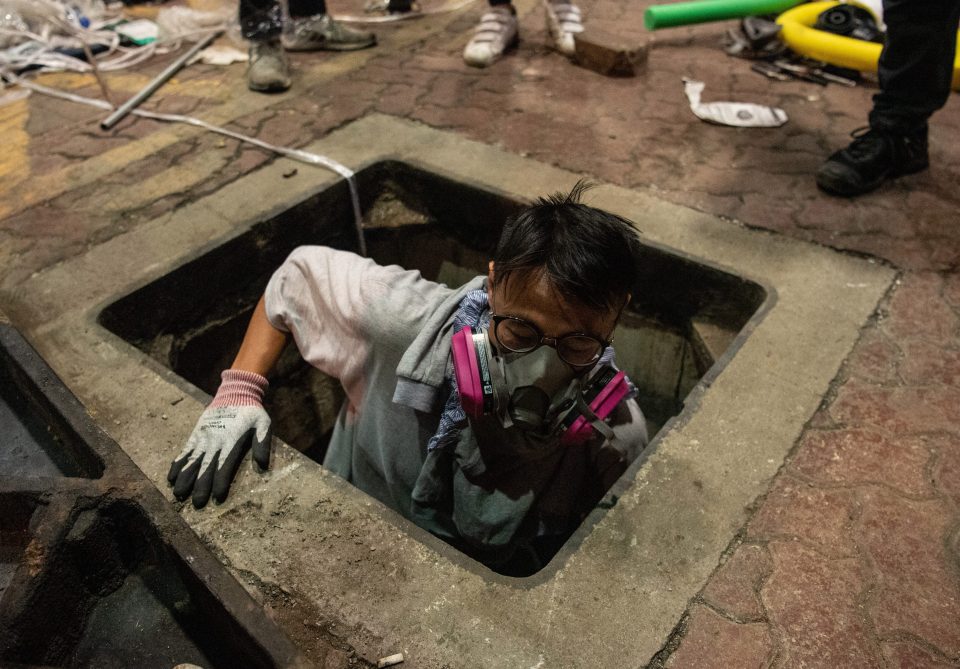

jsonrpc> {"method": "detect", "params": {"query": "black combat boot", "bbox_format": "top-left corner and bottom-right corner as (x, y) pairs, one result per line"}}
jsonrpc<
(816, 126), (929, 197)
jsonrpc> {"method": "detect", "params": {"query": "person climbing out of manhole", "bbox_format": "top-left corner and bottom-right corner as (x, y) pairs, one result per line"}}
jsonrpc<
(241, 0), (376, 93)
(463, 0), (584, 68)
(168, 181), (648, 574)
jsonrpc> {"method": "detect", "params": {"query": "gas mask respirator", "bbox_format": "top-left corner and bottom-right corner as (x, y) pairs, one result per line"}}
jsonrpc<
(451, 326), (630, 446)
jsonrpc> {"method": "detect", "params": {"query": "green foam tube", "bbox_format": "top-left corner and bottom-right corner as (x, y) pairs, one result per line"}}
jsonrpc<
(644, 0), (803, 30)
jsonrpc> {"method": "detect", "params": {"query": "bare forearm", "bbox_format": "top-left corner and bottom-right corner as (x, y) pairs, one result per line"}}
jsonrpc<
(230, 296), (289, 376)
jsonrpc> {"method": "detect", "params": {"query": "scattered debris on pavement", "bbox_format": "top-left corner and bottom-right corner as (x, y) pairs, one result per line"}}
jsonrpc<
(647, 0), (902, 91)
(683, 77), (788, 127)
(190, 44), (248, 66)
(0, 0), (232, 75)
(377, 652), (405, 668)
(724, 13), (864, 88)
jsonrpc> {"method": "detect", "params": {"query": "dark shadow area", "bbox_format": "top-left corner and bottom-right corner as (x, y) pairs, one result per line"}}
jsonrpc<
(0, 335), (104, 479)
(0, 493), (38, 602)
(0, 500), (275, 669)
(98, 160), (766, 575)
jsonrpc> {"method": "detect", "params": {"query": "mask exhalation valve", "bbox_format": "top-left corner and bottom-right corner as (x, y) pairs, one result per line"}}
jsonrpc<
(509, 385), (551, 431)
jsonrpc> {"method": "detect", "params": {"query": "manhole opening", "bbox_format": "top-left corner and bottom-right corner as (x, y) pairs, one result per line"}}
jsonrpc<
(0, 337), (105, 480)
(0, 500), (276, 668)
(99, 161), (766, 575)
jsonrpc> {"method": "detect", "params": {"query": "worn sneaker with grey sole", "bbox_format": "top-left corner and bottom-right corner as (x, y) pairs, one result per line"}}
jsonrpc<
(463, 6), (519, 68)
(247, 40), (291, 93)
(283, 14), (376, 51)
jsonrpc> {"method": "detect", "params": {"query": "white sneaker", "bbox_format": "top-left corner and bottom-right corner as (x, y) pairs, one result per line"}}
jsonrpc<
(463, 6), (519, 68)
(544, 0), (583, 56)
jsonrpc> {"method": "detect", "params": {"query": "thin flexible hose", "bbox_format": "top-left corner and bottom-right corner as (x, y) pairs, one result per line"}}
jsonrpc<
(2, 73), (367, 256)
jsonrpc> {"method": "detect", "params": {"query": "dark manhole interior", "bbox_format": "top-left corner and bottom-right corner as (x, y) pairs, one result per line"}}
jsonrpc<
(2, 499), (276, 669)
(0, 342), (104, 480)
(99, 161), (767, 575)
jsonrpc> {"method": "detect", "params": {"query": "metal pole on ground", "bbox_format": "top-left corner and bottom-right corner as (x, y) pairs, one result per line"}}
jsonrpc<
(100, 30), (221, 131)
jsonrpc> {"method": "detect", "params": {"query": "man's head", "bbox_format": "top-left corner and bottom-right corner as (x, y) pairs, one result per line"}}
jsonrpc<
(487, 181), (642, 368)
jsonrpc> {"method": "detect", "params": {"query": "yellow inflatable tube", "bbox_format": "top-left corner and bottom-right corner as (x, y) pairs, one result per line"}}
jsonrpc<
(776, 1), (960, 90)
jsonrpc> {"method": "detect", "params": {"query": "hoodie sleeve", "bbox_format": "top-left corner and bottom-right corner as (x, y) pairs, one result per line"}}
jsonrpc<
(263, 246), (407, 403)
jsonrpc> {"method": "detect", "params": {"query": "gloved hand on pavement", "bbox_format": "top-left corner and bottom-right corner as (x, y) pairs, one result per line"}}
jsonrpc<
(167, 369), (272, 508)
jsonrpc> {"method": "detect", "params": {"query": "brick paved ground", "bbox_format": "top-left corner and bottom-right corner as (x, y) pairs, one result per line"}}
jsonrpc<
(660, 272), (960, 667)
(1, 0), (959, 665)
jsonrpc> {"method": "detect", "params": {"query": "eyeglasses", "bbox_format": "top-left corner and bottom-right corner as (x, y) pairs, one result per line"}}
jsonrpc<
(491, 314), (610, 367)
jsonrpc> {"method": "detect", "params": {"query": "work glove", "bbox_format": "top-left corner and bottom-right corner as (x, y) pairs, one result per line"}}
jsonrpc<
(167, 369), (272, 509)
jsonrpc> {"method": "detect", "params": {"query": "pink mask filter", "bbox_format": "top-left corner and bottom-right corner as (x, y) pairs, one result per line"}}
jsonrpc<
(559, 365), (630, 446)
(451, 327), (631, 445)
(451, 326), (496, 417)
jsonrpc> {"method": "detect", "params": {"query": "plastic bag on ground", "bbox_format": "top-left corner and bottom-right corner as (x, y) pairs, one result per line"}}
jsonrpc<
(683, 78), (788, 128)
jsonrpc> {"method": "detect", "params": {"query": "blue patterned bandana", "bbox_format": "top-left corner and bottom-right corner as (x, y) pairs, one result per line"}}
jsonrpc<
(426, 290), (490, 452)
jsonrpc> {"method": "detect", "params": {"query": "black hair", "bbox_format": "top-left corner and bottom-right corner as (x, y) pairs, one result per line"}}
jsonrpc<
(493, 180), (643, 312)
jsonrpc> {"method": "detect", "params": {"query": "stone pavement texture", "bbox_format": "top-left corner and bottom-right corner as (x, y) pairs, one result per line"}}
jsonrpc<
(664, 273), (960, 668)
(1, 0), (959, 666)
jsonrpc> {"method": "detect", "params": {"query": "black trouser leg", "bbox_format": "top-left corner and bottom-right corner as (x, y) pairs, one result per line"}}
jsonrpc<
(240, 0), (283, 40)
(869, 0), (960, 134)
(240, 0), (328, 40)
(288, 0), (328, 17)
(386, 0), (504, 10)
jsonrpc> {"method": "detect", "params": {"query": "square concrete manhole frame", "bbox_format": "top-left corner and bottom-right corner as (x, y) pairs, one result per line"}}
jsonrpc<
(3, 114), (895, 668)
